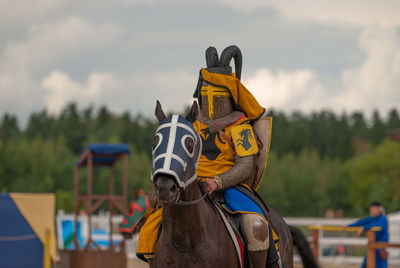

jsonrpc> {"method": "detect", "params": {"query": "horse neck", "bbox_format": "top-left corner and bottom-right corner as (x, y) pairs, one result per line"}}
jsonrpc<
(162, 181), (209, 239)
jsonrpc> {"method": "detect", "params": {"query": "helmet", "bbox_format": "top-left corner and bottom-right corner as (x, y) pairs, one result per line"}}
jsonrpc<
(194, 45), (264, 121)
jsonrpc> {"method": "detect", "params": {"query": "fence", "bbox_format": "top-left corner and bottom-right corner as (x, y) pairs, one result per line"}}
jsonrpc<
(56, 211), (137, 259)
(56, 211), (400, 264)
(286, 214), (400, 266)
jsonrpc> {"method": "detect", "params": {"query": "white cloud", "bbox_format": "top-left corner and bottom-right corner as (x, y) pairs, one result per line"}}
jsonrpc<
(0, 0), (67, 28)
(244, 68), (325, 112)
(1, 0), (399, 125)
(42, 70), (123, 114)
(40, 69), (197, 116)
(0, 0), (152, 30)
(214, 0), (400, 27)
(0, 16), (124, 124)
(2, 17), (124, 71)
(243, 25), (400, 115)
(339, 26), (400, 112)
(128, 70), (197, 109)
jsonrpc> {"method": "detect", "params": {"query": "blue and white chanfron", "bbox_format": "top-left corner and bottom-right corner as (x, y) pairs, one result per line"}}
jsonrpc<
(152, 115), (202, 189)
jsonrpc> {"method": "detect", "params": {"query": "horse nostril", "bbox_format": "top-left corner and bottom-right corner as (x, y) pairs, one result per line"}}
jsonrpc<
(154, 176), (177, 196)
(170, 184), (177, 193)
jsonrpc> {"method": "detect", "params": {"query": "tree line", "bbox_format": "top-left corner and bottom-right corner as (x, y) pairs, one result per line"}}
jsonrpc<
(0, 103), (399, 217)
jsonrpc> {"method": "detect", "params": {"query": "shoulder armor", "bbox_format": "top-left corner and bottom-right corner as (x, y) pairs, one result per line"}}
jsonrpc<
(231, 124), (258, 156)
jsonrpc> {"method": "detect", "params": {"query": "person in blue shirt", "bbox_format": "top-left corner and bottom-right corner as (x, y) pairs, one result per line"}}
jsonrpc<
(348, 201), (389, 268)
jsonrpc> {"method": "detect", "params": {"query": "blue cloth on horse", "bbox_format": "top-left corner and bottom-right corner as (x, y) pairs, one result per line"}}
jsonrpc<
(222, 188), (266, 219)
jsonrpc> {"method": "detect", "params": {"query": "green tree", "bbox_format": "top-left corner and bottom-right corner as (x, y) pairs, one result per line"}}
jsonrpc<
(0, 114), (20, 140)
(370, 110), (386, 145)
(387, 108), (400, 129)
(57, 103), (87, 154)
(347, 140), (400, 216)
(259, 150), (348, 217)
(25, 110), (56, 140)
(351, 112), (369, 139)
(334, 113), (354, 159)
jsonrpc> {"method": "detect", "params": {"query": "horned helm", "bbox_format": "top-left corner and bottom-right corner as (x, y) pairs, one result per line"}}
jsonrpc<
(196, 45), (243, 120)
(194, 45), (265, 122)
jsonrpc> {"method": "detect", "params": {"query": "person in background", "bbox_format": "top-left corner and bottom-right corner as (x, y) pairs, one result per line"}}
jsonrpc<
(119, 189), (149, 237)
(348, 201), (389, 268)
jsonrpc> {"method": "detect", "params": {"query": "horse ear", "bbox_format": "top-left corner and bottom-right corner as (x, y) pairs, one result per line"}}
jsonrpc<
(185, 101), (198, 123)
(155, 100), (166, 122)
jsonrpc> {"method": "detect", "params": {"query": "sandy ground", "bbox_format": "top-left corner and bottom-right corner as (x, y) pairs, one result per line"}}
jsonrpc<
(128, 259), (149, 268)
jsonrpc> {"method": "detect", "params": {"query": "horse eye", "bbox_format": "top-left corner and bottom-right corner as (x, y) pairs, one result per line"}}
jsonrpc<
(153, 135), (160, 151)
(184, 137), (194, 154)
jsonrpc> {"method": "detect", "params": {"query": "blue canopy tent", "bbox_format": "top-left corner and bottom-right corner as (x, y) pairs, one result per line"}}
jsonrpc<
(75, 143), (130, 167)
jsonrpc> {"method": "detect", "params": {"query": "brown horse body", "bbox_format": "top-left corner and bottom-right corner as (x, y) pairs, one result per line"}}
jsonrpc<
(153, 177), (239, 268)
(153, 176), (294, 268)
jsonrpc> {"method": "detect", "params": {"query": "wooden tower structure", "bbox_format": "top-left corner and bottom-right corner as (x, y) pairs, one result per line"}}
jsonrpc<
(72, 143), (130, 267)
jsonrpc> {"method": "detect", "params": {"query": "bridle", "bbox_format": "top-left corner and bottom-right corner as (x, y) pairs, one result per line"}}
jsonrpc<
(174, 188), (207, 206)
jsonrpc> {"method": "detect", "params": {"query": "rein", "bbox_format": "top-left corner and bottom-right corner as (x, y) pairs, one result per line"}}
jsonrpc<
(174, 188), (207, 206)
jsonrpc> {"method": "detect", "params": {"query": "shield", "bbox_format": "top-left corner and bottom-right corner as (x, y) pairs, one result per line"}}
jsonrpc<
(247, 117), (272, 191)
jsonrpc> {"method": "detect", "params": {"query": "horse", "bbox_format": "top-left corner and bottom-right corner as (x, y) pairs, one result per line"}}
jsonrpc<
(148, 100), (313, 268)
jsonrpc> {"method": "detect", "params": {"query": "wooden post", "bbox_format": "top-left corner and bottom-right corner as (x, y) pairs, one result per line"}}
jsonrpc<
(86, 151), (93, 250)
(44, 228), (51, 268)
(109, 166), (115, 250)
(312, 228), (319, 262)
(87, 151), (93, 198)
(120, 153), (128, 252)
(366, 230), (376, 268)
(74, 166), (80, 203)
(122, 154), (128, 210)
(74, 166), (80, 249)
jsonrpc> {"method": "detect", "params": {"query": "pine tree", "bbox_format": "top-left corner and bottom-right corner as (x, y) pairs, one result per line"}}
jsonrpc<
(370, 110), (386, 145)
(0, 114), (20, 140)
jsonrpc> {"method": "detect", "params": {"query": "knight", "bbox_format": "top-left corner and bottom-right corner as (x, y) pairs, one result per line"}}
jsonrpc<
(192, 45), (278, 268)
(136, 45), (279, 268)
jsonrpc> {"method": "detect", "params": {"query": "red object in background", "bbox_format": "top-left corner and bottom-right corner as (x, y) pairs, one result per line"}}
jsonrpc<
(337, 245), (345, 255)
(389, 129), (400, 142)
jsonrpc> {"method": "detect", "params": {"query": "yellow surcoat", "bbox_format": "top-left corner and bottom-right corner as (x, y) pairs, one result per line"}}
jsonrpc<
(194, 116), (258, 178)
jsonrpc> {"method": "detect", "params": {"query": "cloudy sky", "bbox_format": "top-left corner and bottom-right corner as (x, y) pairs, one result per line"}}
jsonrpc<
(1, 0), (399, 125)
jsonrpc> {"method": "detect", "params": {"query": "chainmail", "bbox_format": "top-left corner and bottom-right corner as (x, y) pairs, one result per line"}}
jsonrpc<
(198, 111), (244, 133)
(198, 94), (255, 191)
(218, 154), (254, 190)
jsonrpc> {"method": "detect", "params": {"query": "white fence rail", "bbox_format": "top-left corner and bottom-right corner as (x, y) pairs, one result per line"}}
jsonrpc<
(56, 211), (400, 264)
(285, 213), (400, 266)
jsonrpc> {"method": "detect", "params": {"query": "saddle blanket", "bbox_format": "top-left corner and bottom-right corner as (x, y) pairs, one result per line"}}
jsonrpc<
(222, 186), (267, 222)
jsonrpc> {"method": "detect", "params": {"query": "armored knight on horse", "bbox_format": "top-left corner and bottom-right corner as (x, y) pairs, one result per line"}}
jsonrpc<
(135, 46), (294, 268)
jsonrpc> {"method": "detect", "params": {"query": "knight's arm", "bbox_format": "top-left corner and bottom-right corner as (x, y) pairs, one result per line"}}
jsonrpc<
(217, 154), (254, 190)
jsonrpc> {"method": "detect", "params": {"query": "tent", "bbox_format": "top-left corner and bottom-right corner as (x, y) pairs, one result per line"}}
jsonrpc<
(0, 193), (56, 268)
(75, 143), (130, 167)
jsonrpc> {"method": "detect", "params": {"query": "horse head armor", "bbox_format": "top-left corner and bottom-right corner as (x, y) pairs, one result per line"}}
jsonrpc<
(151, 101), (202, 190)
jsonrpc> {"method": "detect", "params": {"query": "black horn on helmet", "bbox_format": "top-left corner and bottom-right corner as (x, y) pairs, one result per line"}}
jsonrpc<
(205, 47), (232, 75)
(205, 46), (219, 68)
(194, 45), (243, 100)
(220, 45), (242, 80)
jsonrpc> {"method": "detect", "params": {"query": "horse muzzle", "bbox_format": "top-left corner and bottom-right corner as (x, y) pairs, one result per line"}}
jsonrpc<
(154, 175), (178, 206)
